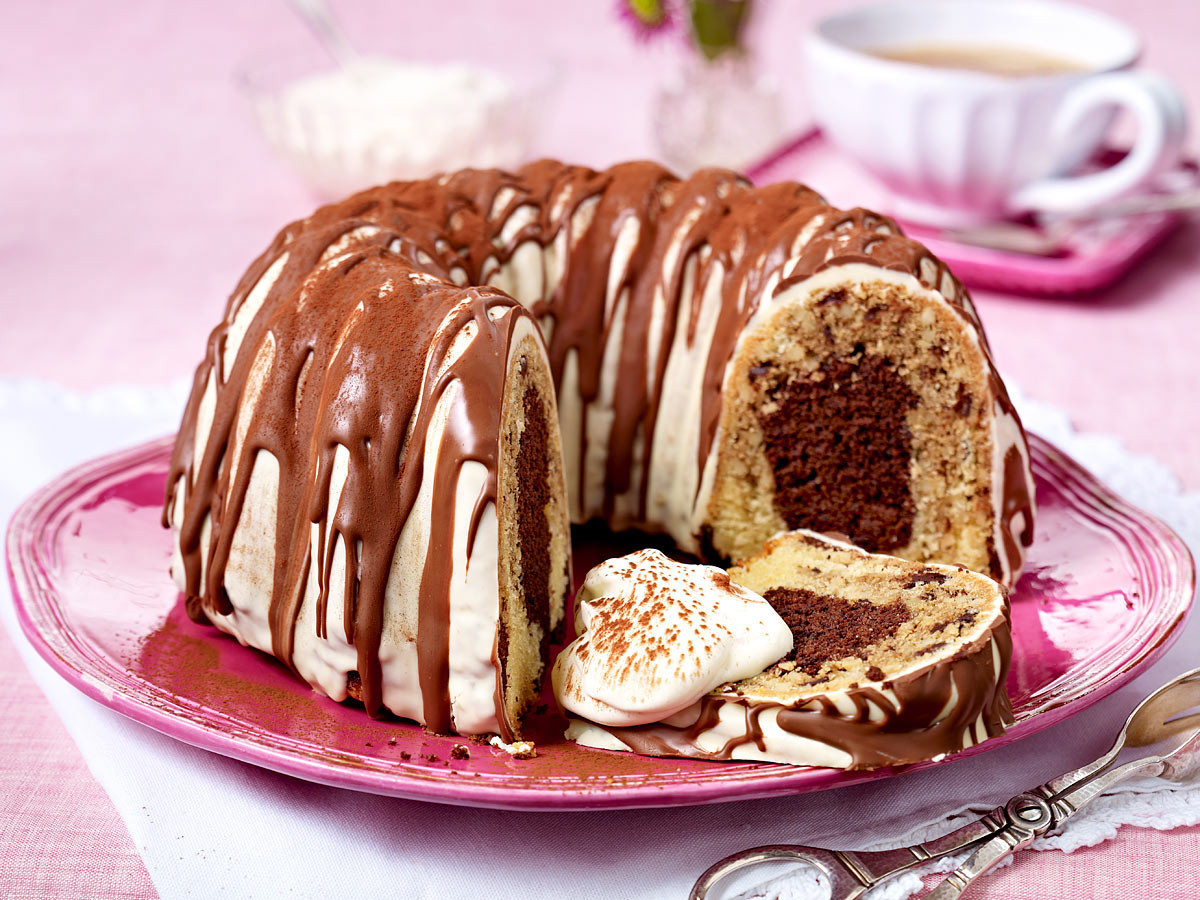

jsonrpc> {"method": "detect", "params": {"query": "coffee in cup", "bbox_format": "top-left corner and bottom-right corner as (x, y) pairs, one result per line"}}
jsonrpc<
(803, 0), (1188, 225)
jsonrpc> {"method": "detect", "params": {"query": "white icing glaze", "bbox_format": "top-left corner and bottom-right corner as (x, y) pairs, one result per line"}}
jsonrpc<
(551, 550), (792, 727)
(645, 256), (727, 551)
(169, 265), (555, 735)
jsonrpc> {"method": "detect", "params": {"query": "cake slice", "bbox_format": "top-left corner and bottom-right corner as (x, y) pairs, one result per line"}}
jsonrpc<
(564, 531), (1012, 769)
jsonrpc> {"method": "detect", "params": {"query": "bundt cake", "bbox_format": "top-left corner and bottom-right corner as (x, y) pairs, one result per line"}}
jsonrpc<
(164, 159), (1034, 740)
(560, 531), (1013, 768)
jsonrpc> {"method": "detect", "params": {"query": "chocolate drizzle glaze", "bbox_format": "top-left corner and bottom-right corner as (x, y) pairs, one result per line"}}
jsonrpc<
(165, 221), (526, 735)
(165, 159), (1034, 735)
(340, 164), (1026, 554)
(587, 605), (1014, 770)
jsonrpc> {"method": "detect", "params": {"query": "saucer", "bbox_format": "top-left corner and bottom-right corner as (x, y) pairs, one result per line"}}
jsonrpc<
(747, 129), (1196, 297)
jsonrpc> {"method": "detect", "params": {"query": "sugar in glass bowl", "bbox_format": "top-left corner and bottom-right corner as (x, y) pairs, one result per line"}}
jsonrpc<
(239, 43), (556, 198)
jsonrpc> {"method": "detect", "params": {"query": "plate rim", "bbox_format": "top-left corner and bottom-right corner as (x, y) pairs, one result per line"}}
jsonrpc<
(6, 434), (1195, 811)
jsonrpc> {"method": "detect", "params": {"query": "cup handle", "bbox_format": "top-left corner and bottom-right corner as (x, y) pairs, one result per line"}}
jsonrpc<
(1009, 71), (1188, 216)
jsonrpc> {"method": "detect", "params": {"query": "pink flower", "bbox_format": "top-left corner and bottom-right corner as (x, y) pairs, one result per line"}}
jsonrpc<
(616, 0), (677, 42)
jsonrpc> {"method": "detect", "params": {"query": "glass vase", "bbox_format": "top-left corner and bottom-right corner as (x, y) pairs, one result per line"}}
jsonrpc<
(652, 51), (783, 174)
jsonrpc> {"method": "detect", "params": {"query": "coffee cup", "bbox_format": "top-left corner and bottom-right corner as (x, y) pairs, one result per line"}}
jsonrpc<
(803, 0), (1188, 225)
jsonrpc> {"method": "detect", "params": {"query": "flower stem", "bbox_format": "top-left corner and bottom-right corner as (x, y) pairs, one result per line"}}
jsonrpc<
(689, 0), (750, 61)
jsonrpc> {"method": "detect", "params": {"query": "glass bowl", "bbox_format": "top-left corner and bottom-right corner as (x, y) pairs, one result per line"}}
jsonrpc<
(238, 42), (558, 199)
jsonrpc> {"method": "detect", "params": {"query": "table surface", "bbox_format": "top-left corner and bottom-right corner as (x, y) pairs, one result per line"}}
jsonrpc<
(3, 1), (1199, 897)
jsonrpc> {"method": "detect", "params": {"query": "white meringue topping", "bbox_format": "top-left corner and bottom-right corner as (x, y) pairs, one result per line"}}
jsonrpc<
(551, 549), (793, 727)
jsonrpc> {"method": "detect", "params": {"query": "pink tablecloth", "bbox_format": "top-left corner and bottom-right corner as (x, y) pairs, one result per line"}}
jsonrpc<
(3, 1), (1199, 896)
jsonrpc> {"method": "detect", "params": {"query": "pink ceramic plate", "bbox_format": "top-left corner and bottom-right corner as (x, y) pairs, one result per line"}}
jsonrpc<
(6, 436), (1194, 811)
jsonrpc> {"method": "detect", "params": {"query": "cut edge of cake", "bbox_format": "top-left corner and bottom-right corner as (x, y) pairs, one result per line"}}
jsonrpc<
(495, 325), (573, 739)
(703, 258), (1034, 588)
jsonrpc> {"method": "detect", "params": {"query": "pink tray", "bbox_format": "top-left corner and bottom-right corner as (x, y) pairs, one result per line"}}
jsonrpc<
(6, 436), (1194, 811)
(746, 129), (1195, 297)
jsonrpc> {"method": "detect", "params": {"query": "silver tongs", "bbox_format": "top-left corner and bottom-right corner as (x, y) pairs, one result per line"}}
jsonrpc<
(691, 668), (1200, 900)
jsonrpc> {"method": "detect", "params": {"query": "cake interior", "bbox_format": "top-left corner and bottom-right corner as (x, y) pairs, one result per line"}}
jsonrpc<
(727, 532), (1006, 700)
(708, 273), (997, 576)
(496, 333), (571, 738)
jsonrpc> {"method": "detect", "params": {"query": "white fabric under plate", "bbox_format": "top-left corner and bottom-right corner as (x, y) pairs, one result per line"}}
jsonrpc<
(1, 376), (1198, 900)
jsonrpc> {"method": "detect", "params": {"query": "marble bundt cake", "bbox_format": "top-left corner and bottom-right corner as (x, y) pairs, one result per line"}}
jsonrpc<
(561, 531), (1013, 769)
(164, 159), (1034, 739)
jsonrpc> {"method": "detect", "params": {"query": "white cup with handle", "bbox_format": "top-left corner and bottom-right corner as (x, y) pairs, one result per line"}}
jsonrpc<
(803, 0), (1188, 225)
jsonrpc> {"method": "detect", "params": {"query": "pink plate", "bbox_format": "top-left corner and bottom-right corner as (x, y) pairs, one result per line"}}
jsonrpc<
(6, 436), (1194, 811)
